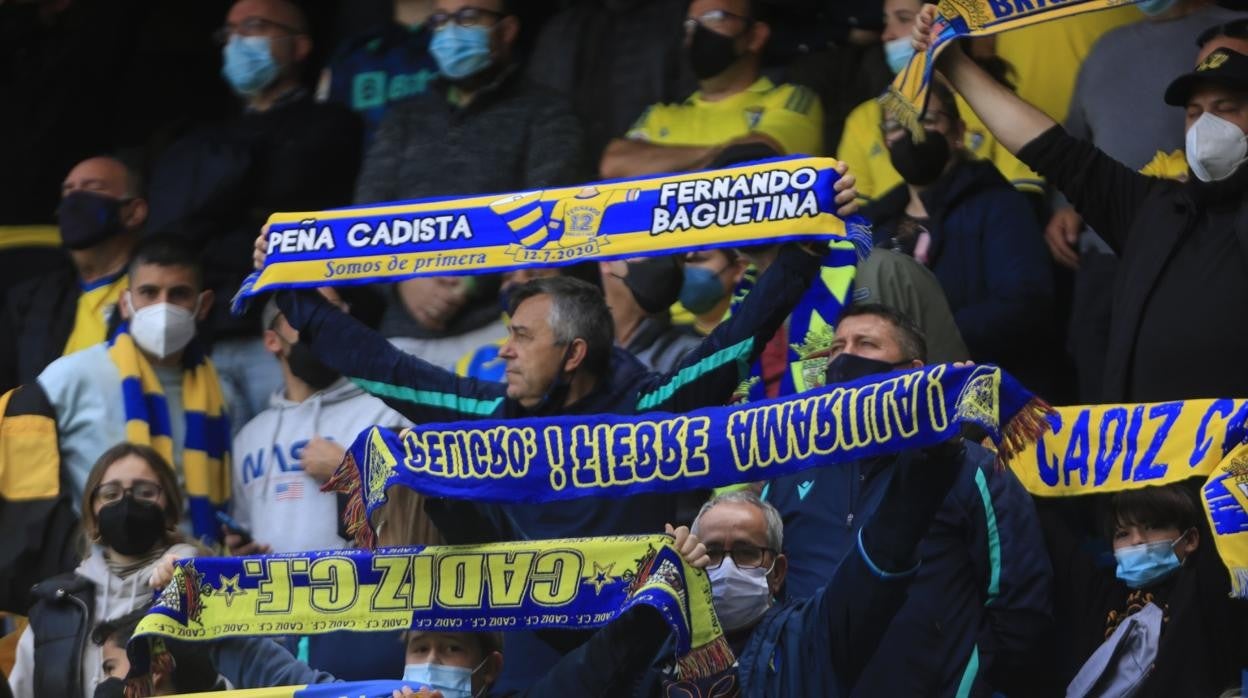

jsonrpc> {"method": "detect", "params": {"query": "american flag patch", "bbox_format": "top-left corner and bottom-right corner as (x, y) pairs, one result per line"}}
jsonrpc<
(275, 480), (304, 501)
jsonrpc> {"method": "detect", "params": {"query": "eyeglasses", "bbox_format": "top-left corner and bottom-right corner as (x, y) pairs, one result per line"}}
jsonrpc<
(704, 544), (775, 570)
(1197, 19), (1248, 47)
(428, 7), (506, 31)
(882, 111), (951, 137)
(683, 9), (753, 35)
(94, 479), (163, 505)
(213, 16), (302, 44)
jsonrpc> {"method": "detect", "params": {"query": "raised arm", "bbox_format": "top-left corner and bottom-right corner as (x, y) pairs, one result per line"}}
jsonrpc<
(517, 525), (708, 695)
(634, 164), (859, 413)
(913, 6), (1053, 155)
(963, 456), (1053, 693)
(253, 232), (508, 424)
(632, 242), (822, 413)
(818, 442), (963, 689)
(912, 4), (1157, 252)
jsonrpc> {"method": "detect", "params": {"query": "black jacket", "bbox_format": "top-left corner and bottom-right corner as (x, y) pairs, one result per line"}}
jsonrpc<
(1034, 499), (1248, 697)
(1017, 126), (1248, 402)
(864, 159), (1055, 395)
(26, 573), (94, 698)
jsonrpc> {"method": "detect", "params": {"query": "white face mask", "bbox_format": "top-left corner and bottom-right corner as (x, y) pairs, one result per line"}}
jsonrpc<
(1185, 112), (1248, 182)
(126, 292), (199, 359)
(402, 659), (485, 698)
(708, 557), (772, 632)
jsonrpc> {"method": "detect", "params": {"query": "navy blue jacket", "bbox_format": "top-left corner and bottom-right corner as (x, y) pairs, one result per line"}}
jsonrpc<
(276, 244), (823, 689)
(864, 160), (1055, 393)
(765, 442), (1053, 697)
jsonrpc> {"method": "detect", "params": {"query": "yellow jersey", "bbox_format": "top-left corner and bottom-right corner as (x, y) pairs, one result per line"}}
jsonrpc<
(628, 77), (824, 156)
(995, 5), (1140, 123)
(63, 271), (128, 356)
(1140, 149), (1187, 181)
(837, 96), (1043, 203)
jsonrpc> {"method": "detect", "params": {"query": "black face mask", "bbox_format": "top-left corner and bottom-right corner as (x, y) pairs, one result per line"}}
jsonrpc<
(94, 677), (127, 698)
(888, 131), (951, 186)
(825, 353), (911, 385)
(97, 496), (167, 556)
(57, 190), (128, 250)
(285, 341), (340, 391)
(686, 23), (742, 80)
(618, 257), (683, 314)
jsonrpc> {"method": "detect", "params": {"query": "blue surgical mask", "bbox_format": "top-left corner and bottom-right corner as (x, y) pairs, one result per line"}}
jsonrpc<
(1136, 0), (1178, 16)
(679, 265), (728, 315)
(221, 35), (280, 96)
(429, 24), (493, 80)
(403, 660), (482, 698)
(884, 36), (915, 76)
(1114, 532), (1189, 588)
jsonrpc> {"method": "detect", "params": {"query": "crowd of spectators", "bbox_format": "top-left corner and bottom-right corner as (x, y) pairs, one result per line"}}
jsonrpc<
(3, 0), (1248, 695)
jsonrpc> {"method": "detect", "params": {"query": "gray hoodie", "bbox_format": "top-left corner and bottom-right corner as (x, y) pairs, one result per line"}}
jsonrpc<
(231, 377), (409, 553)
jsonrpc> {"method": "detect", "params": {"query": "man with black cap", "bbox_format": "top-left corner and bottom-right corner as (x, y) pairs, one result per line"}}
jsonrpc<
(601, 256), (701, 373)
(0, 157), (147, 393)
(913, 5), (1248, 402)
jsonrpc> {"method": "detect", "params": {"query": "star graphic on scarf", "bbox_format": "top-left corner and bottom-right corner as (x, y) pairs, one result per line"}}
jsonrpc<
(218, 574), (245, 608)
(585, 562), (619, 595)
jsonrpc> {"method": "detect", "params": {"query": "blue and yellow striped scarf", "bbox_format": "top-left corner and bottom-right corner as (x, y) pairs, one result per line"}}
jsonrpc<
(107, 325), (231, 541)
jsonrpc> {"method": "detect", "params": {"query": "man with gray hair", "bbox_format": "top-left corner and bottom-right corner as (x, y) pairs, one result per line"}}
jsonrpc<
(629, 439), (966, 695)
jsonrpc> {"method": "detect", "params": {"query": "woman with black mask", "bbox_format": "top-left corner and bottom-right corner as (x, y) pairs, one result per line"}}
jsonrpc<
(8, 443), (202, 698)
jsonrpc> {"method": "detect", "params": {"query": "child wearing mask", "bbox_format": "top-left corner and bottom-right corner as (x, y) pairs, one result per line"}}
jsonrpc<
(8, 443), (202, 698)
(1038, 484), (1248, 696)
(90, 605), (223, 697)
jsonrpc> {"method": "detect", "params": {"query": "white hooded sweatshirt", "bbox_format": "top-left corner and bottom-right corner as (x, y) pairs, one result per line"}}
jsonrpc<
(8, 542), (199, 698)
(231, 377), (409, 553)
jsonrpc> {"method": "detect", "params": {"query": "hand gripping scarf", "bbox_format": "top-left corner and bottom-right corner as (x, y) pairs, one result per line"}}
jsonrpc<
(1006, 399), (1248, 597)
(127, 535), (728, 693)
(328, 364), (1052, 548)
(232, 156), (871, 312)
(880, 0), (1147, 137)
(109, 326), (231, 541)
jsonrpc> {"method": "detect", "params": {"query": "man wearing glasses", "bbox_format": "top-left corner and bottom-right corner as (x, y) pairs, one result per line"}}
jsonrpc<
(599, 0), (824, 178)
(352, 0), (581, 207)
(629, 439), (968, 695)
(145, 0), (363, 427)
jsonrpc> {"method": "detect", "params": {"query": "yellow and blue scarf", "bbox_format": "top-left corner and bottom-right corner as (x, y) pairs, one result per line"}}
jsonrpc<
(1006, 400), (1248, 597)
(108, 325), (231, 541)
(129, 536), (729, 689)
(331, 364), (1050, 548)
(233, 156), (871, 312)
(881, 0), (1147, 136)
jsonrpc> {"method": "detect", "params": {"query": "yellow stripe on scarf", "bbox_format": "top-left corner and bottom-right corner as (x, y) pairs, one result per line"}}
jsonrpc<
(881, 0), (1143, 137)
(108, 329), (231, 539)
(1006, 400), (1248, 597)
